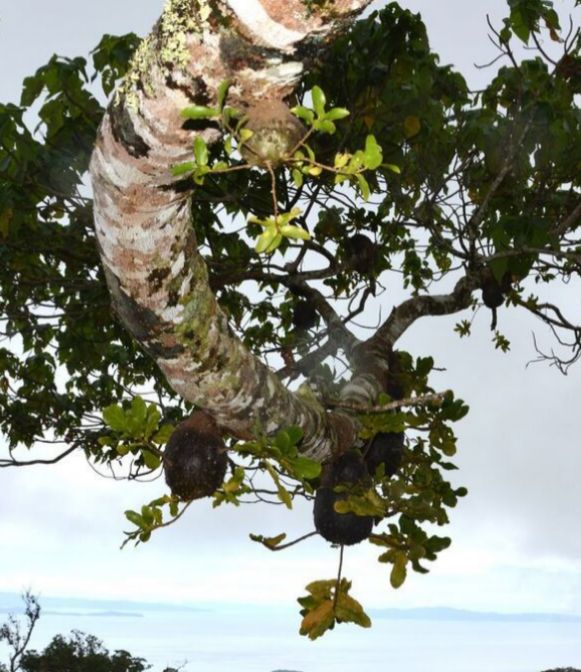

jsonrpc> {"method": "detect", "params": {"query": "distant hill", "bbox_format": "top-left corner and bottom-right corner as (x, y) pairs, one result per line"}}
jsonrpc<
(0, 592), (208, 616)
(1, 592), (580, 623)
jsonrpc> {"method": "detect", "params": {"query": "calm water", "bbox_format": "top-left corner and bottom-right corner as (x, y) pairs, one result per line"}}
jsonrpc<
(3, 607), (580, 672)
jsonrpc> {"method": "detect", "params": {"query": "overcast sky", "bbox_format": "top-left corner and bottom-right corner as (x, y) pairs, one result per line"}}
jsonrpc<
(0, 0), (580, 617)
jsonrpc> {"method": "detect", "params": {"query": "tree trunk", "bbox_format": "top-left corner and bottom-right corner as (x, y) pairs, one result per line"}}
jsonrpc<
(89, 0), (375, 460)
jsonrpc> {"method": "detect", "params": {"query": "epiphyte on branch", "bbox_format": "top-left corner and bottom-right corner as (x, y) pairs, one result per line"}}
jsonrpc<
(364, 432), (405, 478)
(344, 233), (378, 293)
(163, 411), (227, 501)
(314, 450), (373, 546)
(292, 300), (318, 331)
(240, 100), (306, 168)
(480, 268), (513, 329)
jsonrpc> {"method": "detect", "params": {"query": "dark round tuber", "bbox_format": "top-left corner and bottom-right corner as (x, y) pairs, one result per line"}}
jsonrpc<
(480, 267), (513, 310)
(481, 276), (504, 309)
(364, 432), (405, 478)
(344, 233), (377, 275)
(292, 300), (318, 331)
(313, 451), (373, 546)
(164, 411), (227, 501)
(240, 100), (305, 168)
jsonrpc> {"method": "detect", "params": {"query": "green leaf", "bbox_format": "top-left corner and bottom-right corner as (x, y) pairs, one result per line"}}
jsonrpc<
(280, 224), (310, 241)
(314, 119), (336, 134)
(181, 105), (220, 120)
(291, 106), (315, 125)
(290, 456), (321, 480)
(216, 79), (231, 110)
(363, 134), (383, 170)
(171, 161), (195, 177)
(130, 396), (147, 425)
(143, 405), (161, 438)
(356, 174), (370, 201)
(383, 163), (401, 174)
(142, 449), (161, 470)
(255, 228), (282, 254)
(286, 426), (303, 446)
(274, 429), (292, 452)
(124, 510), (145, 528)
(264, 461), (292, 509)
(193, 137), (208, 167)
(116, 443), (131, 456)
(292, 169), (304, 188)
(152, 424), (174, 444)
(324, 107), (350, 121)
(103, 405), (127, 432)
(311, 85), (326, 117)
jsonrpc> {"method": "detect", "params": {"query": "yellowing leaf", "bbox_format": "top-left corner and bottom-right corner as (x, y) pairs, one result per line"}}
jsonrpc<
(249, 532), (287, 549)
(280, 224), (310, 241)
(255, 227), (280, 254)
(404, 115), (421, 138)
(335, 593), (372, 628)
(264, 461), (292, 509)
(390, 552), (408, 588)
(299, 600), (335, 640)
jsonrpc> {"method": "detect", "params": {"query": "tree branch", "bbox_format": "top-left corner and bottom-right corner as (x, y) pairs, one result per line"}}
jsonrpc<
(89, 0), (374, 461)
(367, 273), (480, 350)
(325, 391), (449, 414)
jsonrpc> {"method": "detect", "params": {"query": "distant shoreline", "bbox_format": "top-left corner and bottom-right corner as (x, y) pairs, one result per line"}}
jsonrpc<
(1, 592), (580, 623)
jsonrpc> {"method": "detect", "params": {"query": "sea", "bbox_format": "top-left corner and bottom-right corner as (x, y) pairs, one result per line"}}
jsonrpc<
(1, 600), (580, 672)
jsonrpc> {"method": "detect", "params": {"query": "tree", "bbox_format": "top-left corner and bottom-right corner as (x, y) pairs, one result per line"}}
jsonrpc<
(0, 593), (171, 672)
(0, 592), (40, 672)
(1, 0), (580, 639)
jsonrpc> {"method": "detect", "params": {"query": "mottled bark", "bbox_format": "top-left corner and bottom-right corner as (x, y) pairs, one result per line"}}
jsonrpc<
(368, 275), (481, 351)
(90, 0), (375, 460)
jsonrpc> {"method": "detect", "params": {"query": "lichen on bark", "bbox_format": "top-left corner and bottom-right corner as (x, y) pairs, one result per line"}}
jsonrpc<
(118, 0), (216, 106)
(91, 0), (378, 461)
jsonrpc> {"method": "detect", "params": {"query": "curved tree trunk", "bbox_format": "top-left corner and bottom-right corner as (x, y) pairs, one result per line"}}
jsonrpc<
(90, 0), (375, 460)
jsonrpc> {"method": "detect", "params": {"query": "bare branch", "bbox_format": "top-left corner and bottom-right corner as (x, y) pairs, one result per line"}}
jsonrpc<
(368, 273), (480, 350)
(0, 445), (78, 468)
(324, 391), (450, 414)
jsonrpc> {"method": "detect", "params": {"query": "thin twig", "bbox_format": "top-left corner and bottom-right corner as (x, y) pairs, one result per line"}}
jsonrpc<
(263, 530), (319, 552)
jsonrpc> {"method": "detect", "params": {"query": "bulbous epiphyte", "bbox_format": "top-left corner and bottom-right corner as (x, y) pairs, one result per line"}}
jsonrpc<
(481, 276), (504, 309)
(480, 267), (512, 310)
(163, 411), (227, 501)
(364, 431), (405, 478)
(313, 451), (373, 546)
(240, 100), (305, 167)
(292, 299), (318, 331)
(344, 233), (377, 274)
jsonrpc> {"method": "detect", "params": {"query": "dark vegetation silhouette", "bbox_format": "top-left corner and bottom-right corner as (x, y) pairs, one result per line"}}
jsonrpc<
(0, 594), (181, 672)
